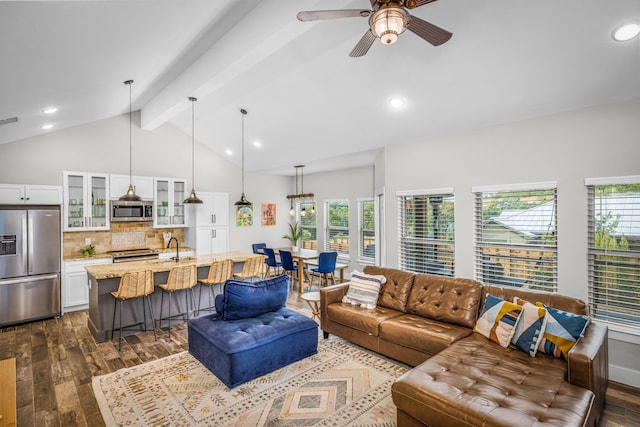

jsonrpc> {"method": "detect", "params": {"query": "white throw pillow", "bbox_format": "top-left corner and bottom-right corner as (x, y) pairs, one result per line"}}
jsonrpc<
(342, 270), (386, 309)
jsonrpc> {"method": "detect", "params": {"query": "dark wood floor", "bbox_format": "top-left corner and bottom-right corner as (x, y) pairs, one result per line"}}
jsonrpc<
(1, 292), (639, 427)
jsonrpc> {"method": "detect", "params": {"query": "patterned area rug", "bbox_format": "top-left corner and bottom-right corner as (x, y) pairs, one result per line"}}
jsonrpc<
(92, 339), (407, 426)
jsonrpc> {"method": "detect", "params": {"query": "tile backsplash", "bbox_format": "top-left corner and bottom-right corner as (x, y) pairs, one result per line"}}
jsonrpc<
(63, 222), (185, 259)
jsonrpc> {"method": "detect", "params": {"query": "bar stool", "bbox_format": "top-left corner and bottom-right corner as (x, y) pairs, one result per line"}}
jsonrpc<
(110, 270), (156, 351)
(233, 255), (265, 281)
(197, 258), (233, 315)
(158, 264), (197, 337)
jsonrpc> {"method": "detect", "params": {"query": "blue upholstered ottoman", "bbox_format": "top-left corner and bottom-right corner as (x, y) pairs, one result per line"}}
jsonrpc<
(188, 275), (318, 388)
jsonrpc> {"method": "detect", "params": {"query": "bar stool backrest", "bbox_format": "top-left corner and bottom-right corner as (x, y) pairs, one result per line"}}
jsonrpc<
(113, 270), (154, 299)
(241, 255), (265, 277)
(206, 259), (233, 283)
(165, 264), (197, 291)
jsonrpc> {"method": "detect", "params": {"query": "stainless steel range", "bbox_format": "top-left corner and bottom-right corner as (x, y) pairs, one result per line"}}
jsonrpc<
(109, 248), (159, 263)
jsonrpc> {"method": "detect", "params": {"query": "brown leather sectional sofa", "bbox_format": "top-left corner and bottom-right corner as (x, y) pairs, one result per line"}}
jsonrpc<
(319, 266), (608, 427)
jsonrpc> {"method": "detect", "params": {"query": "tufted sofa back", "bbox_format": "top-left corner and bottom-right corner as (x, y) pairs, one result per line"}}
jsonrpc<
(363, 265), (415, 312)
(406, 274), (483, 328)
(481, 285), (588, 316)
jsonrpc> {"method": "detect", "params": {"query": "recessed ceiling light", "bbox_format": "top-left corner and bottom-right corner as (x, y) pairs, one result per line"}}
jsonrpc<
(42, 107), (58, 114)
(41, 123), (54, 130)
(389, 97), (405, 108)
(253, 141), (262, 148)
(225, 149), (233, 156)
(613, 23), (640, 42)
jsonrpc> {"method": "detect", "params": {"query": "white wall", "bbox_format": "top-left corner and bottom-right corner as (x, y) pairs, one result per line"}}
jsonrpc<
(0, 112), (293, 252)
(377, 98), (640, 387)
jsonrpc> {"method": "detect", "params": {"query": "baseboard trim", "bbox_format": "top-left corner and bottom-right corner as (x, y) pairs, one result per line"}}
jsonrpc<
(609, 364), (640, 389)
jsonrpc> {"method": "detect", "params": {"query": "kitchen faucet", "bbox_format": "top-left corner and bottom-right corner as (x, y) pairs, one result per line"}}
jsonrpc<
(167, 237), (180, 262)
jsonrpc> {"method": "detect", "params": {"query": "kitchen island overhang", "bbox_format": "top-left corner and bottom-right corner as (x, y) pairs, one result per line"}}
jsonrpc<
(85, 251), (255, 342)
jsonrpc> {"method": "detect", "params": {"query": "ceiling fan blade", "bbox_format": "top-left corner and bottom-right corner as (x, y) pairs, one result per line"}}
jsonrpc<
(406, 14), (452, 46)
(405, 0), (438, 9)
(297, 9), (371, 22)
(349, 30), (376, 57)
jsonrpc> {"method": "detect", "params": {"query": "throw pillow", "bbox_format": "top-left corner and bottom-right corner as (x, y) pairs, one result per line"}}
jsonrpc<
(536, 303), (589, 360)
(220, 275), (289, 320)
(342, 270), (386, 309)
(511, 297), (547, 357)
(474, 294), (522, 348)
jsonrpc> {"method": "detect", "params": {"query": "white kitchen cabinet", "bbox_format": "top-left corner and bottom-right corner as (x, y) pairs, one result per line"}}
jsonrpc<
(0, 184), (62, 205)
(193, 192), (229, 227)
(63, 171), (110, 231)
(153, 177), (188, 228)
(62, 257), (112, 313)
(185, 192), (229, 255)
(109, 174), (154, 200)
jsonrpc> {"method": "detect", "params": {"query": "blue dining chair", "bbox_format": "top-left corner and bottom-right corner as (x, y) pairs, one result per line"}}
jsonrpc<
(263, 247), (282, 278)
(279, 250), (298, 288)
(252, 243), (267, 254)
(309, 251), (338, 290)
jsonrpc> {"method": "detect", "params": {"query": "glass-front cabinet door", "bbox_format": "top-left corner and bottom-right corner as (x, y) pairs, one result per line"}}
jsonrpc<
(63, 171), (109, 231)
(153, 178), (187, 228)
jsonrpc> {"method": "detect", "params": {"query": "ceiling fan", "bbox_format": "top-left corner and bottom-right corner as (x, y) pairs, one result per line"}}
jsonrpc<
(297, 0), (452, 57)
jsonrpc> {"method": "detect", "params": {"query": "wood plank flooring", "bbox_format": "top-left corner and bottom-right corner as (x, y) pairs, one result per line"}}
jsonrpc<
(0, 292), (638, 427)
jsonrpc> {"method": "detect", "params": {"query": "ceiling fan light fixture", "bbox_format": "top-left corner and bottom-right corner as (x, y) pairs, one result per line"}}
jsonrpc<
(372, 7), (408, 45)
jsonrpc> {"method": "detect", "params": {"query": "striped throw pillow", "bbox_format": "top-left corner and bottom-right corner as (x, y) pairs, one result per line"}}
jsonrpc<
(474, 294), (522, 348)
(342, 270), (386, 309)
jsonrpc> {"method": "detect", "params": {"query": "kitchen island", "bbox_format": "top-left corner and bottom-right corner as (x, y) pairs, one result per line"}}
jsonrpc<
(85, 251), (255, 342)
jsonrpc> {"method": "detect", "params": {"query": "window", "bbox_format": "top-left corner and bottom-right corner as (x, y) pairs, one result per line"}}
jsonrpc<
(473, 183), (557, 291)
(586, 177), (640, 329)
(359, 199), (376, 262)
(398, 189), (455, 276)
(299, 201), (317, 250)
(325, 200), (349, 256)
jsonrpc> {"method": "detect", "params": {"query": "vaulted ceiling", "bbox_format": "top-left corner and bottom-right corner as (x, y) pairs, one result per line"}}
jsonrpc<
(1, 0), (638, 175)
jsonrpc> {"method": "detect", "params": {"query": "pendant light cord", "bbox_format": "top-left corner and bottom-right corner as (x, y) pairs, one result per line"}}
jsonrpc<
(128, 81), (133, 185)
(191, 98), (195, 188)
(240, 108), (247, 195)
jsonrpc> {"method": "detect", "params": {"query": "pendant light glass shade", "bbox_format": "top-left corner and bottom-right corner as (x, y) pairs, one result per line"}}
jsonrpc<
(184, 97), (203, 204)
(119, 80), (142, 201)
(235, 108), (251, 206)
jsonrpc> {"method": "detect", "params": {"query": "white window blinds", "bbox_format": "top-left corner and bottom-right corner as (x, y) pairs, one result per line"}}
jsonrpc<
(325, 201), (349, 256)
(398, 192), (455, 276)
(359, 199), (375, 262)
(587, 179), (640, 329)
(473, 185), (557, 291)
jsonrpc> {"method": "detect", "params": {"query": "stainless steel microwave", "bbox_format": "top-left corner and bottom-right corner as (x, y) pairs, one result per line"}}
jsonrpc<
(110, 200), (154, 222)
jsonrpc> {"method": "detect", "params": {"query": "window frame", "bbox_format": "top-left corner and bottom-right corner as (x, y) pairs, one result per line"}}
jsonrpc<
(358, 198), (376, 264)
(586, 175), (640, 332)
(472, 182), (558, 292)
(324, 199), (350, 258)
(297, 201), (317, 250)
(397, 188), (455, 277)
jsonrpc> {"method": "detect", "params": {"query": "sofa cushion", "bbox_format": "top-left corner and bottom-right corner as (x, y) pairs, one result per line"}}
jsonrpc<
(342, 270), (386, 308)
(511, 297), (547, 357)
(406, 274), (482, 328)
(474, 294), (522, 348)
(326, 302), (404, 336)
(392, 333), (594, 427)
(219, 275), (289, 320)
(363, 265), (415, 312)
(536, 304), (589, 360)
(379, 314), (473, 356)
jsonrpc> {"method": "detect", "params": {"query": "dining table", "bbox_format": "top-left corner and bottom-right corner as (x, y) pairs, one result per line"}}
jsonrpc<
(275, 247), (319, 293)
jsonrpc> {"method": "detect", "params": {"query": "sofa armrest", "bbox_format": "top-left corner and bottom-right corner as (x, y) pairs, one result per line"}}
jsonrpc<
(567, 321), (608, 424)
(319, 283), (350, 331)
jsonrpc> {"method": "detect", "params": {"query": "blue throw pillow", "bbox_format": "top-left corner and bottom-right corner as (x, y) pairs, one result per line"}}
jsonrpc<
(220, 275), (289, 320)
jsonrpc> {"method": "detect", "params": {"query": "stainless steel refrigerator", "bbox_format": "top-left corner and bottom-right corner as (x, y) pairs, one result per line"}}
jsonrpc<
(0, 207), (61, 327)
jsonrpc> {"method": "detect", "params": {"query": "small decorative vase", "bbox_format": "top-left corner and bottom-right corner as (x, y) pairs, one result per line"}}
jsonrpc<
(292, 246), (299, 252)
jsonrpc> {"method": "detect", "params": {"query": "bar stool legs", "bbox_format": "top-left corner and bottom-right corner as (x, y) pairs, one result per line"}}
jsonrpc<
(111, 294), (157, 351)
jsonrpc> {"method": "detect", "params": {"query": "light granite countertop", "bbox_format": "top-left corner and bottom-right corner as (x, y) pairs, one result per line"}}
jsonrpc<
(63, 246), (196, 262)
(84, 250), (256, 279)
